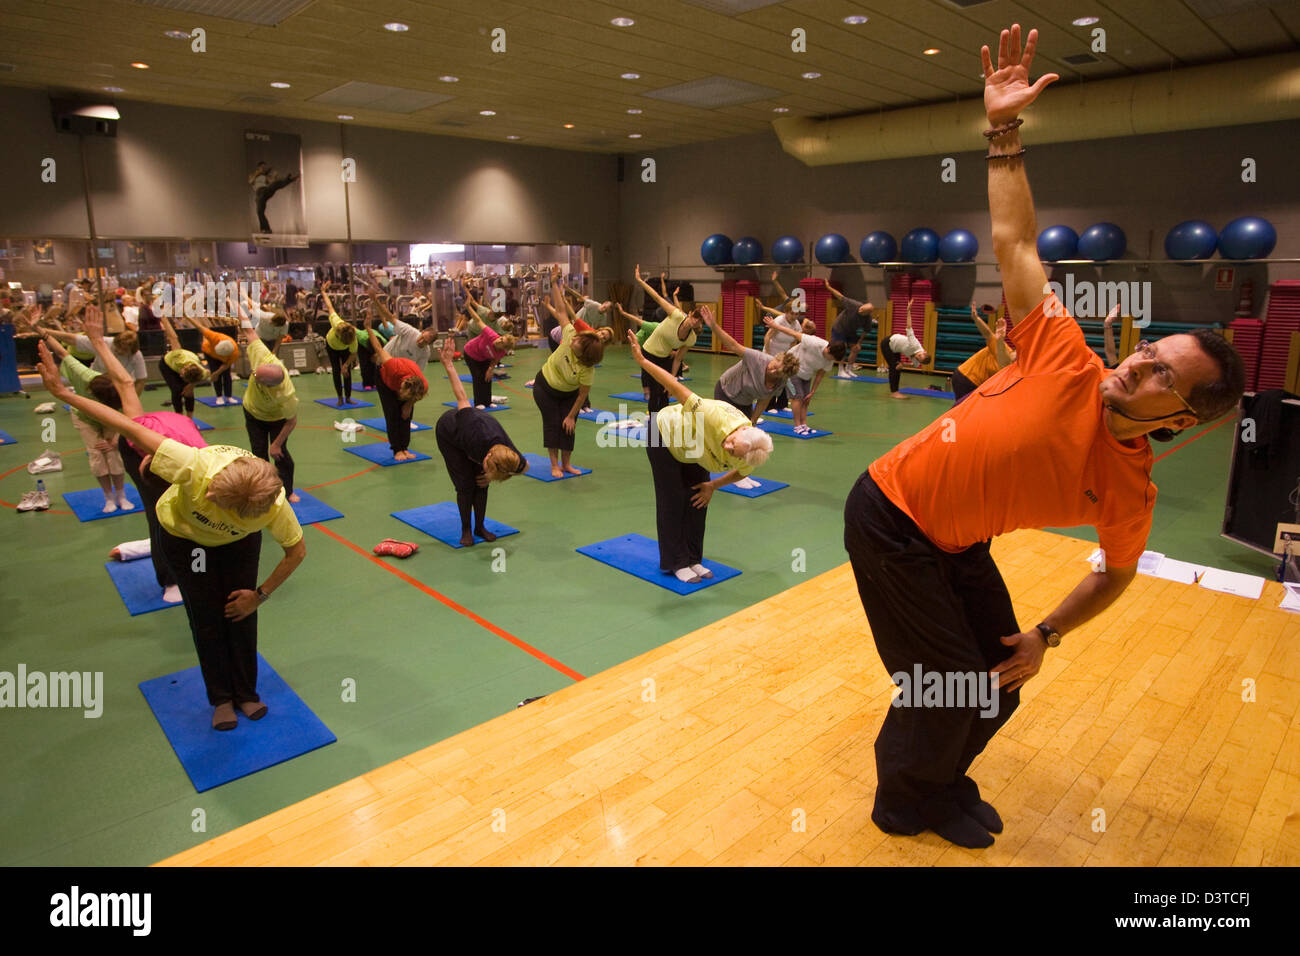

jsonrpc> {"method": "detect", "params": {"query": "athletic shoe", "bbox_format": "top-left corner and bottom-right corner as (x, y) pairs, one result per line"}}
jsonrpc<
(516, 696), (545, 708)
(32, 490), (49, 511)
(33, 402), (56, 414)
(16, 491), (39, 512)
(27, 450), (62, 474)
(755, 417), (765, 424)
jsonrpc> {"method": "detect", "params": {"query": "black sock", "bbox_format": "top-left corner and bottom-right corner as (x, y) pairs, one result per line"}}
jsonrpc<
(918, 801), (994, 849)
(456, 492), (473, 534)
(950, 776), (1003, 834)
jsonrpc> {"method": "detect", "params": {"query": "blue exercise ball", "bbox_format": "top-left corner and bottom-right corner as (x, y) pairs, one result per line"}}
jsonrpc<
(938, 229), (979, 263)
(700, 233), (733, 266)
(1078, 222), (1127, 261)
(1037, 225), (1079, 262)
(1218, 216), (1277, 260)
(900, 228), (940, 263)
(859, 231), (897, 264)
(732, 236), (763, 265)
(1164, 220), (1218, 261)
(771, 235), (804, 264)
(815, 233), (851, 265)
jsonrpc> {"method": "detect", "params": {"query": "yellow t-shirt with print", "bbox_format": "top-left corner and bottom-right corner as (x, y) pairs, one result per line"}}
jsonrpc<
(326, 312), (358, 353)
(540, 324), (596, 392)
(652, 392), (753, 475)
(163, 349), (204, 374)
(644, 308), (697, 358)
(241, 340), (299, 422)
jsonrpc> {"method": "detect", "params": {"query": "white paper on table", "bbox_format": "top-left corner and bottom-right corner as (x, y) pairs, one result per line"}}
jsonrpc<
(1137, 551), (1165, 576)
(1280, 585), (1300, 612)
(1149, 556), (1208, 585)
(1197, 568), (1266, 600)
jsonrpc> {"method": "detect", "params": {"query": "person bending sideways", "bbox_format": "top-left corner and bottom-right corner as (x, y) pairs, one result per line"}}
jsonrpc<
(192, 317), (240, 406)
(367, 284), (437, 367)
(629, 332), (773, 584)
(951, 304), (1015, 404)
(880, 298), (930, 399)
(435, 337), (528, 546)
(531, 280), (604, 477)
(758, 303), (805, 414)
(238, 322), (301, 503)
(37, 343), (306, 732)
(762, 315), (845, 435)
(843, 23), (1245, 850)
(323, 301), (360, 407)
(823, 279), (878, 378)
(457, 309), (517, 409)
(364, 311), (429, 462)
(157, 315), (208, 417)
(702, 304), (799, 431)
(634, 265), (702, 413)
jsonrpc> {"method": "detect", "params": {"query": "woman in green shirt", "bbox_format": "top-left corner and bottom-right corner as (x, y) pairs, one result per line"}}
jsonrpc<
(628, 332), (773, 584)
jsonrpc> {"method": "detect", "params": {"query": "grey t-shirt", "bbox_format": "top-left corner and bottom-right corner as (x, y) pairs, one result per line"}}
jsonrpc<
(387, 319), (432, 365)
(718, 347), (779, 406)
(833, 297), (874, 341)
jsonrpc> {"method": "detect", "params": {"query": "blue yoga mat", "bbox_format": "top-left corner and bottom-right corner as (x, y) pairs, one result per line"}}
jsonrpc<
(391, 502), (519, 548)
(628, 373), (690, 381)
(192, 418), (214, 432)
(105, 559), (179, 616)
(756, 419), (832, 440)
(577, 533), (741, 595)
(139, 653), (336, 793)
(598, 421), (648, 444)
(763, 409), (813, 419)
(710, 472), (789, 498)
(901, 387), (955, 399)
(355, 416), (431, 432)
(459, 373), (509, 382)
(609, 392), (676, 404)
(344, 442), (432, 466)
(62, 485), (145, 522)
(442, 402), (509, 412)
(195, 395), (241, 408)
(837, 374), (888, 384)
(315, 397), (373, 410)
(0, 430), (16, 445)
(521, 452), (592, 482)
(577, 408), (614, 422)
(289, 489), (343, 524)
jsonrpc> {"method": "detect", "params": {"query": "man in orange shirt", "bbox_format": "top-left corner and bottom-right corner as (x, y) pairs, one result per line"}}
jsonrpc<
(844, 24), (1245, 849)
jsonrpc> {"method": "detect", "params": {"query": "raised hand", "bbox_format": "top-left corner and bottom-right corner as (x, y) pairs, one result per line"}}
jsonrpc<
(981, 24), (1059, 125)
(1104, 303), (1120, 326)
(83, 305), (104, 341)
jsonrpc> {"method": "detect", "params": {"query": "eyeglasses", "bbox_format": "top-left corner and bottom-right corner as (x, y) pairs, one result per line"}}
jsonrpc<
(1134, 340), (1197, 415)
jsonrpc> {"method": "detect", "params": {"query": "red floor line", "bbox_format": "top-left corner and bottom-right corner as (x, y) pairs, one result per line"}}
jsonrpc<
(1152, 417), (1234, 464)
(0, 457), (74, 513)
(302, 464), (380, 490)
(311, 522), (586, 682)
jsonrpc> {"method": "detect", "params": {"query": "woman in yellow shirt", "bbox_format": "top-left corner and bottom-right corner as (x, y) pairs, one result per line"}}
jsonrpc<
(37, 342), (307, 732)
(628, 332), (773, 584)
(531, 280), (604, 478)
(158, 315), (208, 417)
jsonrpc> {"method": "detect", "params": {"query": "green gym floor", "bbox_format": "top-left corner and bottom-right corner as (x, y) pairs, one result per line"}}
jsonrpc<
(0, 344), (1273, 866)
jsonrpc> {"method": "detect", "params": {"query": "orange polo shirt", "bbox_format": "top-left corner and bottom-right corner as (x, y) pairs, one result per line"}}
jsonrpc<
(869, 294), (1155, 567)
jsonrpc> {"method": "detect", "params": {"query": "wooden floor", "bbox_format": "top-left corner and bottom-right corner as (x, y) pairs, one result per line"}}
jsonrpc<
(158, 529), (1300, 866)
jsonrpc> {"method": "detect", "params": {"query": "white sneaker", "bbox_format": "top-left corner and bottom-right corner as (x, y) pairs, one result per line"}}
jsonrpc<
(33, 490), (48, 511)
(755, 417), (765, 424)
(690, 563), (714, 580)
(34, 401), (56, 413)
(162, 585), (183, 604)
(333, 420), (365, 435)
(27, 450), (62, 474)
(16, 491), (38, 513)
(288, 369), (301, 376)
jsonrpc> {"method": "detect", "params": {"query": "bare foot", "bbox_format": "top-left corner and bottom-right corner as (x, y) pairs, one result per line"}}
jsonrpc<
(550, 465), (563, 478)
(459, 531), (475, 547)
(394, 450), (415, 461)
(890, 392), (911, 400)
(563, 464), (582, 475)
(474, 527), (497, 542)
(289, 492), (301, 503)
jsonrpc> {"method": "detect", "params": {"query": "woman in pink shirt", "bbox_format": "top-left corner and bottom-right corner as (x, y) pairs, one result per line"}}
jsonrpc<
(457, 312), (516, 408)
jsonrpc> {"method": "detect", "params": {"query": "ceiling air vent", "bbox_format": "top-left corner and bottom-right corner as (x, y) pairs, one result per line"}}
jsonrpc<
(1063, 53), (1101, 65)
(134, 0), (311, 27)
(645, 75), (784, 109)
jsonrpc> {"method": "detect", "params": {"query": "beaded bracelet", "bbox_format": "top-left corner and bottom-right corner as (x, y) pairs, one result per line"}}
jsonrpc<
(985, 146), (1028, 161)
(983, 118), (1024, 140)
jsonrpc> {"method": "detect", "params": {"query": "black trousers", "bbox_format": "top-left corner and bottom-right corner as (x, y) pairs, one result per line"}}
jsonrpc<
(358, 341), (379, 388)
(118, 436), (175, 590)
(843, 470), (1020, 819)
(435, 410), (489, 531)
(647, 421), (709, 571)
(712, 379), (753, 417)
(882, 337), (903, 393)
(159, 361), (194, 415)
(255, 175), (294, 233)
(641, 350), (676, 413)
(951, 368), (977, 404)
(464, 353), (494, 407)
(327, 344), (352, 401)
(764, 364), (790, 412)
(532, 372), (577, 452)
(158, 528), (262, 706)
(205, 353), (232, 399)
(376, 375), (412, 453)
(243, 408), (294, 495)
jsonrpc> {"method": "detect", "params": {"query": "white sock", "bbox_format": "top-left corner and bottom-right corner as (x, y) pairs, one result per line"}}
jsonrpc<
(690, 563), (713, 579)
(162, 585), (182, 604)
(116, 539), (152, 561)
(674, 567), (700, 583)
(101, 499), (118, 513)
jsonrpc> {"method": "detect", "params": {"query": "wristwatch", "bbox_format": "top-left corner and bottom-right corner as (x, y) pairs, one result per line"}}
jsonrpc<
(256, 587), (269, 603)
(1035, 622), (1061, 648)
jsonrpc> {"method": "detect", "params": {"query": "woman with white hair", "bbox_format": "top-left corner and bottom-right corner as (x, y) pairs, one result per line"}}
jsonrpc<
(36, 342), (306, 732)
(628, 331), (774, 585)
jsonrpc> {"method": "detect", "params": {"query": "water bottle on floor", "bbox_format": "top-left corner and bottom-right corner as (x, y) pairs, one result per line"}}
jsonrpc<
(36, 479), (45, 495)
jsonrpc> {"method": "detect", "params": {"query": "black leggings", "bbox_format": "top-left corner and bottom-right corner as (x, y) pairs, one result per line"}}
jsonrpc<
(532, 372), (577, 452)
(764, 371), (790, 412)
(882, 337), (904, 393)
(327, 345), (353, 402)
(118, 436), (175, 590)
(712, 379), (754, 417)
(843, 471), (1019, 821)
(244, 409), (294, 495)
(160, 361), (195, 415)
(647, 425), (709, 572)
(436, 410), (490, 532)
(205, 354), (232, 399)
(376, 375), (412, 454)
(158, 528), (262, 706)
(358, 341), (379, 389)
(641, 351), (676, 413)
(464, 353), (494, 407)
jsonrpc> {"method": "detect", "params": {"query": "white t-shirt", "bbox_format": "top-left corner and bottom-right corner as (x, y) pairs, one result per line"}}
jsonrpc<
(763, 315), (801, 356)
(793, 335), (832, 380)
(83, 336), (147, 380)
(122, 306), (140, 326)
(888, 329), (925, 358)
(386, 319), (431, 366)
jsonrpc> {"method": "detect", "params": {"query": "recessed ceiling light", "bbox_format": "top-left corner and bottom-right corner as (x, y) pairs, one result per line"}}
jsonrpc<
(843, 15), (869, 25)
(506, 134), (520, 140)
(1073, 16), (1100, 26)
(104, 86), (125, 93)
(626, 108), (642, 114)
(621, 72), (640, 80)
(383, 22), (409, 32)
(611, 17), (635, 27)
(438, 75), (459, 83)
(337, 114), (353, 120)
(563, 123), (575, 129)
(270, 81), (291, 88)
(628, 133), (642, 138)
(479, 109), (496, 116)
(802, 71), (821, 79)
(923, 48), (940, 55)
(164, 29), (191, 40)
(131, 62), (149, 69)
(773, 106), (789, 113)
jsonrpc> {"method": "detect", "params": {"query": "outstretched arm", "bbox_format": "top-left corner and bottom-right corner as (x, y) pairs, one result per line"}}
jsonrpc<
(365, 314), (393, 364)
(1103, 304), (1119, 366)
(763, 315), (802, 342)
(36, 342), (162, 453)
(970, 307), (998, 350)
(159, 315), (182, 353)
(616, 304), (644, 329)
(635, 265), (675, 315)
(700, 305), (744, 356)
(440, 336), (472, 409)
(771, 271), (790, 306)
(982, 24), (1059, 323)
(822, 278), (845, 301)
(83, 306), (143, 418)
(628, 333), (693, 405)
